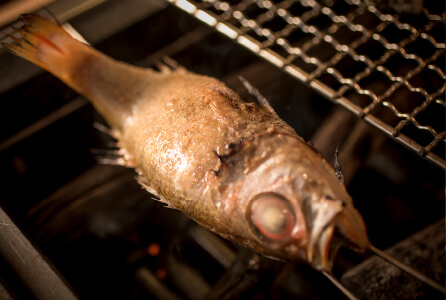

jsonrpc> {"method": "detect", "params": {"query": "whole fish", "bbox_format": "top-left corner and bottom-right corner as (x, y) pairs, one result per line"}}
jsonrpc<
(2, 14), (370, 271)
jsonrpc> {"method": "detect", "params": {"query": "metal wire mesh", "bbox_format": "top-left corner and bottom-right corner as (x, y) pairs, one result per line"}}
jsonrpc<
(168, 0), (446, 168)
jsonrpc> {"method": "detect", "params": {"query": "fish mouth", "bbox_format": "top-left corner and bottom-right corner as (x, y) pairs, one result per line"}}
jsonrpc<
(335, 205), (371, 252)
(304, 223), (342, 271)
(314, 225), (338, 270)
(306, 200), (343, 270)
(307, 200), (370, 271)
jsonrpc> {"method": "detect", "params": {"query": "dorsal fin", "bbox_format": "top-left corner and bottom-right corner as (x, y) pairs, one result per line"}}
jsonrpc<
(334, 144), (344, 184)
(238, 76), (277, 115)
(206, 89), (240, 120)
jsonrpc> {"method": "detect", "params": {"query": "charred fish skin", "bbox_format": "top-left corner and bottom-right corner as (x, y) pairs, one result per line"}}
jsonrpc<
(2, 14), (370, 270)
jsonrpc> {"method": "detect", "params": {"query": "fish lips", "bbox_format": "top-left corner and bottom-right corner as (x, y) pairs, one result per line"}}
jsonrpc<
(306, 198), (344, 270)
(305, 197), (371, 271)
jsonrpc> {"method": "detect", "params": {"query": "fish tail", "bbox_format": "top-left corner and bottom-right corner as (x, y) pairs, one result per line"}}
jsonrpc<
(2, 14), (84, 80)
(2, 14), (154, 129)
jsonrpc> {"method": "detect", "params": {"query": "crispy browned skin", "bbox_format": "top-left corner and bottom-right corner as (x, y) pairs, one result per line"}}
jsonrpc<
(3, 15), (370, 270)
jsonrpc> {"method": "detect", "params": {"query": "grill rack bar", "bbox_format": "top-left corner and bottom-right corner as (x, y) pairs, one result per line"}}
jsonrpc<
(168, 0), (445, 169)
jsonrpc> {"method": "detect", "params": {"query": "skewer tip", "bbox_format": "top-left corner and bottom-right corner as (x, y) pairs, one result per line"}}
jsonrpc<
(322, 270), (359, 300)
(369, 245), (446, 295)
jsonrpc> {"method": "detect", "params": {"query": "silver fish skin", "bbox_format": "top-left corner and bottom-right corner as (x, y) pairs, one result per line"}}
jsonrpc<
(2, 14), (370, 270)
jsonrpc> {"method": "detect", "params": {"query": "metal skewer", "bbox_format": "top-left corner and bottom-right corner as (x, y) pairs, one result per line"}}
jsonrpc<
(369, 245), (446, 294)
(322, 270), (359, 300)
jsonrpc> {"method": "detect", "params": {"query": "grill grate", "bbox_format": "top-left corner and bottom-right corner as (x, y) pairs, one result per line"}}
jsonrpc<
(168, 0), (446, 168)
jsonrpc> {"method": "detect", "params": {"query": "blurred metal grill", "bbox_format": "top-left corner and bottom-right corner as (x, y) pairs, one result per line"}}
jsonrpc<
(168, 0), (446, 168)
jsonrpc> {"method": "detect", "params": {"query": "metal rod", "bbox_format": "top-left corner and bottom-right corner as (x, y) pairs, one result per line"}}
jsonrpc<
(322, 270), (359, 300)
(0, 206), (77, 299)
(0, 97), (88, 152)
(369, 245), (446, 294)
(135, 267), (180, 300)
(138, 26), (213, 68)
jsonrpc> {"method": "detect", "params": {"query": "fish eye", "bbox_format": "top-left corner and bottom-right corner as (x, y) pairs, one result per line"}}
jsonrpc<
(248, 193), (295, 242)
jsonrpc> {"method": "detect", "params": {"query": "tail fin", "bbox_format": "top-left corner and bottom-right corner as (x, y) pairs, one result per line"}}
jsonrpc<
(2, 14), (158, 129)
(2, 14), (86, 80)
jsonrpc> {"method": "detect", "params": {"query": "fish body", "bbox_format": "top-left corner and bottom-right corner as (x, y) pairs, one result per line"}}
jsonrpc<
(3, 15), (369, 270)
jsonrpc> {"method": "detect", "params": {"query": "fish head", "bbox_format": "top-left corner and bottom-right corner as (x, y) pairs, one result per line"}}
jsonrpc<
(219, 131), (370, 270)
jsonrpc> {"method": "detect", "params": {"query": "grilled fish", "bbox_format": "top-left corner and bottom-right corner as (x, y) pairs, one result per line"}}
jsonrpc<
(2, 14), (370, 271)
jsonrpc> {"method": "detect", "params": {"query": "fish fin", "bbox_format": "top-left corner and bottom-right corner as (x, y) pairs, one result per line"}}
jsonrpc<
(93, 146), (135, 168)
(136, 175), (170, 205)
(1, 14), (85, 78)
(91, 123), (136, 167)
(162, 56), (187, 73)
(238, 76), (277, 115)
(95, 154), (134, 168)
(95, 156), (124, 166)
(155, 56), (186, 74)
(206, 88), (254, 131)
(207, 90), (237, 116)
(334, 144), (345, 184)
(147, 187), (174, 209)
(93, 122), (121, 140)
(151, 196), (170, 206)
(155, 61), (172, 74)
(307, 140), (319, 152)
(163, 203), (178, 210)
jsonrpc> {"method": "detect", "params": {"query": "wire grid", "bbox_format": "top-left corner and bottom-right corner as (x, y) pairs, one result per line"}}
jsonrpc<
(168, 0), (446, 169)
